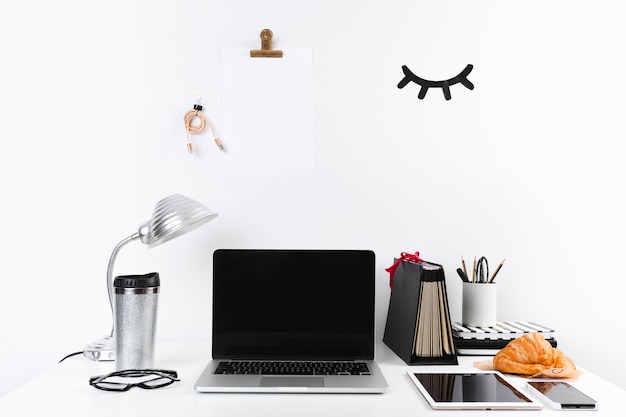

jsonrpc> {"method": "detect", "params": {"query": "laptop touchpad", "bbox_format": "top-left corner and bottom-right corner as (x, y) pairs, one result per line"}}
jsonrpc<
(260, 377), (324, 388)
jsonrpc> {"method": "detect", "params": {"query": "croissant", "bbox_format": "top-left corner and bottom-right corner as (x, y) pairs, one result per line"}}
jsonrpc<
(493, 332), (578, 378)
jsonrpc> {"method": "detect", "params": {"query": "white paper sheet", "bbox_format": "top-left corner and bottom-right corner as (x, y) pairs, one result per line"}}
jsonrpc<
(221, 48), (315, 176)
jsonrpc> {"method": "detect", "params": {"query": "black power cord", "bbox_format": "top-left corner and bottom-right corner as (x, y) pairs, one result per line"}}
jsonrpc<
(59, 351), (83, 363)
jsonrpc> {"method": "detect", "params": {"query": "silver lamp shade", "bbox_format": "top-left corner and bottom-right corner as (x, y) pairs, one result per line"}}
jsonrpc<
(83, 194), (218, 361)
(140, 194), (219, 248)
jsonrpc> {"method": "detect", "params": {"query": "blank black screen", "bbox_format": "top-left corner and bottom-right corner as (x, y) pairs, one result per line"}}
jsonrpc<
(415, 373), (532, 403)
(528, 381), (596, 407)
(212, 249), (375, 360)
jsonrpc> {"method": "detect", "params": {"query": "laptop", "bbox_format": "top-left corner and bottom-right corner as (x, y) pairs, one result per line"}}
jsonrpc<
(194, 249), (388, 393)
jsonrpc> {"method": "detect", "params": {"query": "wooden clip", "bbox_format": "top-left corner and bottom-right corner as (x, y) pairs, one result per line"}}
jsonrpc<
(250, 29), (283, 58)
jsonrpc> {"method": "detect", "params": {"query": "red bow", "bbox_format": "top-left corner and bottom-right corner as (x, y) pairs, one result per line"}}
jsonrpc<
(385, 251), (426, 290)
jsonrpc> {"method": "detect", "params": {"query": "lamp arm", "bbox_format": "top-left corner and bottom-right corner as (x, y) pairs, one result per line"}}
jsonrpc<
(106, 232), (141, 337)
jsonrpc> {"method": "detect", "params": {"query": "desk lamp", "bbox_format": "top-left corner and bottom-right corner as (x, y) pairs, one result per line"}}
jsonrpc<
(83, 194), (218, 361)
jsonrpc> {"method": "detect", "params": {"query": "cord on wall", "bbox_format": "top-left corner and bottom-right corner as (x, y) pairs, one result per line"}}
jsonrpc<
(183, 95), (224, 153)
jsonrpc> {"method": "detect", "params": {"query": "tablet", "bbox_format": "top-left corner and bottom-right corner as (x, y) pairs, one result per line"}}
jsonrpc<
(407, 371), (543, 410)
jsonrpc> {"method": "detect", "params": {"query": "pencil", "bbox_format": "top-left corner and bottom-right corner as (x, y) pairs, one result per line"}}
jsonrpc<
(488, 259), (505, 283)
(471, 256), (476, 283)
(461, 256), (468, 277)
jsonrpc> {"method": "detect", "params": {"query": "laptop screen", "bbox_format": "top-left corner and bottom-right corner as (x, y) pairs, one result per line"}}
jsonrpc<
(212, 249), (375, 361)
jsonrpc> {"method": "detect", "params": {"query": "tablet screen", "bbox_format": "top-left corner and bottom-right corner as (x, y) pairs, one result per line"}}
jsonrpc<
(408, 372), (543, 410)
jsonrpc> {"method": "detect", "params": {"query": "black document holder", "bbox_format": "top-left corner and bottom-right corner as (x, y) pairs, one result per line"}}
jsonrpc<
(383, 259), (458, 365)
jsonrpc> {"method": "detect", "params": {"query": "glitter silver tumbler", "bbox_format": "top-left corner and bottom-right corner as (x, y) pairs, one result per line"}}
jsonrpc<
(114, 272), (160, 371)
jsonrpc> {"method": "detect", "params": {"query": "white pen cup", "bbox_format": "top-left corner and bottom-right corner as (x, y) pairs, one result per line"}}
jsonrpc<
(462, 282), (497, 327)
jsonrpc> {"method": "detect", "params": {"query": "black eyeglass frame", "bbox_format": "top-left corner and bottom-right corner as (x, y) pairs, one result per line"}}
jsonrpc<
(89, 369), (179, 392)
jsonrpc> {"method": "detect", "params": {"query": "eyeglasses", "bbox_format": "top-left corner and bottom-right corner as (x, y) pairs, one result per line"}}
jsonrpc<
(89, 369), (179, 392)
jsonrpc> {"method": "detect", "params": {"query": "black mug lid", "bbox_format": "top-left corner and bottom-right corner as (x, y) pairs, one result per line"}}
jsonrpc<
(114, 272), (160, 288)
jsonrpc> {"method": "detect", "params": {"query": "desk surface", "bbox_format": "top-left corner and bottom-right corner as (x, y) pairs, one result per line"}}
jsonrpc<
(1, 343), (623, 416)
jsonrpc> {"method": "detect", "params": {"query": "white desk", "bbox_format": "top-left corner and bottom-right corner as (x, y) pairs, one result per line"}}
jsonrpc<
(1, 343), (623, 416)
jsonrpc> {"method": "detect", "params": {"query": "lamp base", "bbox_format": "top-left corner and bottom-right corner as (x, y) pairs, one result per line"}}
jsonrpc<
(83, 335), (115, 361)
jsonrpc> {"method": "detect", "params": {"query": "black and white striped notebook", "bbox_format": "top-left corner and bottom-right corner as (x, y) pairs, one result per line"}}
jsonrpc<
(452, 321), (555, 340)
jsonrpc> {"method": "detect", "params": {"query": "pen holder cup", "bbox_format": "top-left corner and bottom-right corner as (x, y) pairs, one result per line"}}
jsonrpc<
(462, 282), (497, 327)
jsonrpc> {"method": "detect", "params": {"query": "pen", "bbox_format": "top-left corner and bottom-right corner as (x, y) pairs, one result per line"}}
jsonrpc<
(456, 268), (470, 283)
(461, 256), (468, 278)
(488, 259), (505, 283)
(475, 256), (489, 283)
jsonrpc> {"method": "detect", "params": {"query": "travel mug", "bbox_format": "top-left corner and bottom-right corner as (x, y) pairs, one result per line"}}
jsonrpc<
(114, 272), (160, 371)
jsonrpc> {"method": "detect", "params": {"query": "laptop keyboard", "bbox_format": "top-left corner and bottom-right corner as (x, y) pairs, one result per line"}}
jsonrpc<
(215, 361), (372, 376)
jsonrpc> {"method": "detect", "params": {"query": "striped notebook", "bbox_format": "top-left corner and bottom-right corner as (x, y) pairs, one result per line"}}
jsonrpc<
(452, 321), (555, 340)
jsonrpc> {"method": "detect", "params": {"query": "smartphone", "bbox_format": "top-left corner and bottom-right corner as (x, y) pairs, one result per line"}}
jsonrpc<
(526, 381), (597, 410)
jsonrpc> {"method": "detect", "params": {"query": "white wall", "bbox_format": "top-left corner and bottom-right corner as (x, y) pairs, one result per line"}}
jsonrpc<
(1, 0), (625, 396)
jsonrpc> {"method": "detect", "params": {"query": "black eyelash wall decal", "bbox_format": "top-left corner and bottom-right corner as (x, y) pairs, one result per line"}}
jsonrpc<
(398, 64), (474, 100)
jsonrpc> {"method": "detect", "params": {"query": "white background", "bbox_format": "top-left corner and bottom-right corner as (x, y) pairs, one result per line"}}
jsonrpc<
(1, 0), (625, 396)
